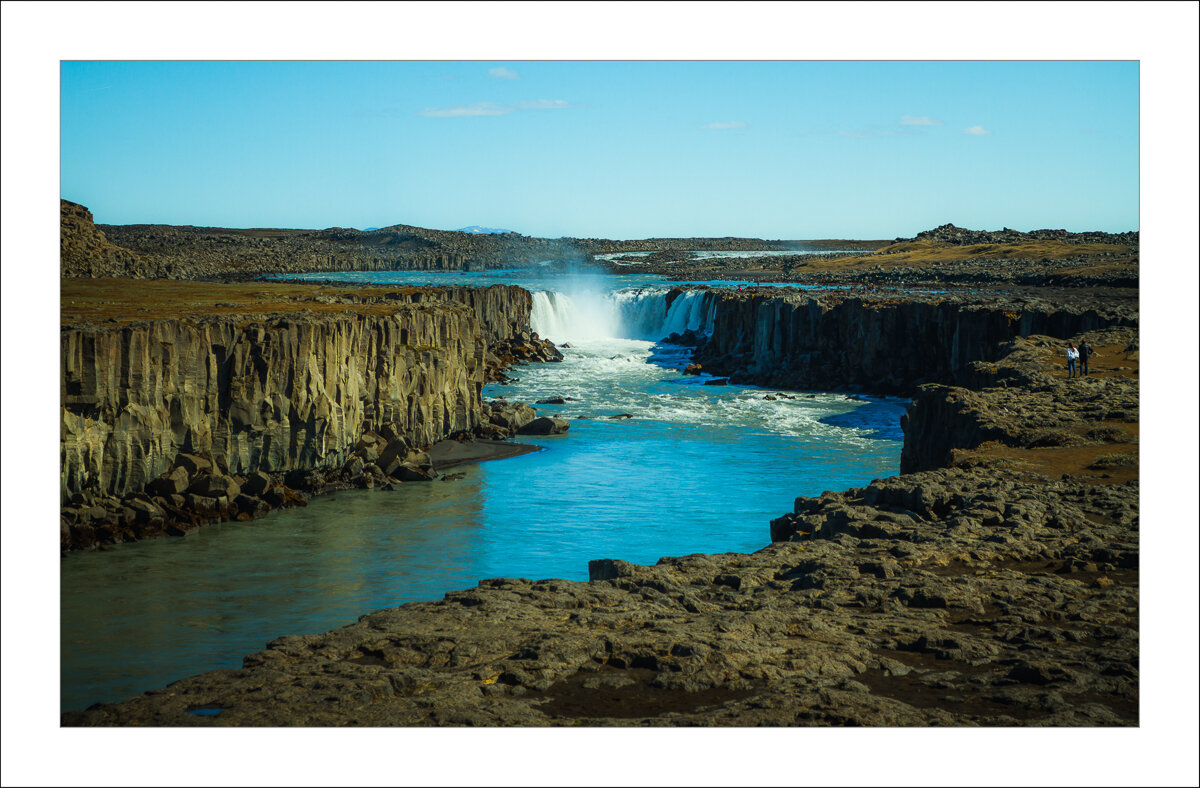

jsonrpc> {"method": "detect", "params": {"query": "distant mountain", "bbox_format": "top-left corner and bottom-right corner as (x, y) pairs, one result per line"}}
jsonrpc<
(362, 227), (380, 232)
(458, 225), (514, 235)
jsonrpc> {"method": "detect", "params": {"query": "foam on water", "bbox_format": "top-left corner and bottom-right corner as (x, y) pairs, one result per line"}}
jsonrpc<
(520, 284), (892, 444)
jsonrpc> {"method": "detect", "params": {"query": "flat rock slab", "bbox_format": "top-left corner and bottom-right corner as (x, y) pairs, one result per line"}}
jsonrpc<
(427, 439), (543, 471)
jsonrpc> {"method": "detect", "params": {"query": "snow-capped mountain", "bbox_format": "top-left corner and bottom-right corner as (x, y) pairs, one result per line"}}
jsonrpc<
(457, 225), (514, 235)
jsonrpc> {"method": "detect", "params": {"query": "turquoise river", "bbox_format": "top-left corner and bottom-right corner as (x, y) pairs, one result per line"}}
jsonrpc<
(60, 269), (906, 713)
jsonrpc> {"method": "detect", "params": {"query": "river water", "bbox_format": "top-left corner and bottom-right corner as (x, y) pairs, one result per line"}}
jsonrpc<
(60, 270), (906, 713)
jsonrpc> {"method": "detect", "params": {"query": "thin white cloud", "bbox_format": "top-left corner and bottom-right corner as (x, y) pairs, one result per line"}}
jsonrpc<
(838, 129), (897, 138)
(419, 102), (513, 118)
(702, 121), (747, 130)
(900, 115), (943, 126)
(964, 125), (991, 135)
(419, 99), (574, 118)
(488, 67), (520, 80)
(514, 99), (573, 110)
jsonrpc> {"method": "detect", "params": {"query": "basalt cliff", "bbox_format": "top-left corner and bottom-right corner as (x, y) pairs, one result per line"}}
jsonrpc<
(59, 280), (561, 551)
(691, 287), (1137, 394)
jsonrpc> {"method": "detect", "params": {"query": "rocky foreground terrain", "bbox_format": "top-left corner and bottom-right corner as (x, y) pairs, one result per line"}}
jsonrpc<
(61, 467), (1137, 726)
(63, 319), (1139, 726)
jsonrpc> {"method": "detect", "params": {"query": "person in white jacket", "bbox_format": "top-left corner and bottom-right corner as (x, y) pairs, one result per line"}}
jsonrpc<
(1066, 343), (1079, 378)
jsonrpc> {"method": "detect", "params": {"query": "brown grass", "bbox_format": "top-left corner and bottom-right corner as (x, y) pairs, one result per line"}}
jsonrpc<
(868, 239), (1136, 265)
(1041, 342), (1140, 382)
(951, 442), (1139, 485)
(61, 279), (433, 326)
(711, 239), (1138, 275)
(950, 336), (1139, 486)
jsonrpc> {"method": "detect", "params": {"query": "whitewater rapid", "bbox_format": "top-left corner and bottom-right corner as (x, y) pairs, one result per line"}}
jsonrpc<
(512, 285), (900, 445)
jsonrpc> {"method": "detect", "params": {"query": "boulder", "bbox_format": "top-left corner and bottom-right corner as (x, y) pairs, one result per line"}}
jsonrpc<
(184, 494), (223, 514)
(174, 453), (213, 476)
(187, 473), (241, 500)
(233, 494), (270, 519)
(127, 498), (165, 524)
(379, 456), (404, 478)
(241, 470), (274, 497)
(393, 464), (436, 482)
(588, 559), (640, 581)
(343, 456), (365, 479)
(147, 466), (190, 497)
(518, 417), (570, 435)
(487, 401), (537, 431)
(474, 422), (510, 440)
(683, 363), (702, 375)
(376, 439), (413, 470)
(356, 432), (384, 451)
(664, 327), (705, 346)
(284, 469), (323, 490)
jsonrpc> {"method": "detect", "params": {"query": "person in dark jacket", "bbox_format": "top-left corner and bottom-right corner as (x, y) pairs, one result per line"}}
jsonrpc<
(1078, 340), (1093, 376)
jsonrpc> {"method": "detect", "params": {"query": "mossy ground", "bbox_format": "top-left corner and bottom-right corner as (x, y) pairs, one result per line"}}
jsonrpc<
(950, 341), (1139, 485)
(61, 279), (432, 326)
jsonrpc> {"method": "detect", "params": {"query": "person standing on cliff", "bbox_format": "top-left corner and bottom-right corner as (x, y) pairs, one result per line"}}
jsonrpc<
(1066, 343), (1079, 378)
(1078, 339), (1093, 376)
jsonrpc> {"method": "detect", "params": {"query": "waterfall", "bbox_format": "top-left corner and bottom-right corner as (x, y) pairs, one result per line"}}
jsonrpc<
(531, 288), (715, 344)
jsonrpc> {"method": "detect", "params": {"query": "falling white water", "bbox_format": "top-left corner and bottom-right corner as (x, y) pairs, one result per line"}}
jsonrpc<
(531, 287), (716, 344)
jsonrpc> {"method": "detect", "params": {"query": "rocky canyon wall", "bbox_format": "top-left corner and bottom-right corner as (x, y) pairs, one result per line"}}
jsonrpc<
(61, 288), (533, 501)
(693, 290), (1136, 395)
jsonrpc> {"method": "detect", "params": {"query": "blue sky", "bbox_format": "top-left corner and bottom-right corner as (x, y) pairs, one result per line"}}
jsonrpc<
(60, 60), (1137, 239)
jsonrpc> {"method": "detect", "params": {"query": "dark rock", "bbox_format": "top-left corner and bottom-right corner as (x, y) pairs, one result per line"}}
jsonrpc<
(241, 470), (274, 497)
(146, 466), (190, 497)
(174, 454), (213, 477)
(126, 498), (164, 524)
(187, 473), (241, 500)
(588, 559), (640, 581)
(518, 417), (570, 435)
(393, 464), (436, 482)
(233, 494), (270, 518)
(376, 439), (413, 471)
(487, 400), (537, 432)
(343, 456), (365, 479)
